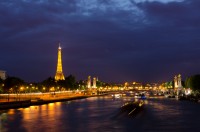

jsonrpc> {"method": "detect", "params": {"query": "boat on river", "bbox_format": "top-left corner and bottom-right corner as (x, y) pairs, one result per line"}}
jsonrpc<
(164, 94), (175, 98)
(134, 93), (146, 99)
(111, 94), (123, 99)
(119, 101), (144, 117)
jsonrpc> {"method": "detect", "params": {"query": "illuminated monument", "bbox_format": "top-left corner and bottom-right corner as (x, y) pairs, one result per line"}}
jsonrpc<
(87, 76), (97, 88)
(87, 76), (91, 88)
(86, 76), (97, 95)
(0, 70), (6, 80)
(93, 77), (97, 88)
(174, 74), (183, 95)
(55, 44), (65, 81)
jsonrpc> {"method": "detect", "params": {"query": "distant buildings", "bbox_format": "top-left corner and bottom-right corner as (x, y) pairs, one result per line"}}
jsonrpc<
(0, 70), (6, 80)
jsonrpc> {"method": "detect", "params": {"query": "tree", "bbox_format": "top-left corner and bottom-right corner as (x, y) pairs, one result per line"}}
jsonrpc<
(96, 80), (104, 88)
(57, 80), (67, 90)
(40, 75), (78, 91)
(185, 75), (200, 91)
(41, 77), (56, 91)
(65, 75), (77, 90)
(0, 78), (3, 84)
(76, 80), (86, 90)
(191, 75), (200, 91)
(185, 77), (191, 88)
(3, 77), (25, 92)
(0, 78), (4, 93)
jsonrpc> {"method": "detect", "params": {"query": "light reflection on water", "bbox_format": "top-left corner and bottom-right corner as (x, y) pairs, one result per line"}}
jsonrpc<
(0, 96), (200, 132)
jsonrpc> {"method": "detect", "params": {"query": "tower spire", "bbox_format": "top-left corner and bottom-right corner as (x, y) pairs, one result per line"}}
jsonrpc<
(55, 43), (65, 81)
(59, 42), (61, 49)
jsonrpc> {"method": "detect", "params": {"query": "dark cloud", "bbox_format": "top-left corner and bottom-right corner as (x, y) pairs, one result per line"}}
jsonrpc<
(0, 0), (200, 83)
(137, 0), (200, 28)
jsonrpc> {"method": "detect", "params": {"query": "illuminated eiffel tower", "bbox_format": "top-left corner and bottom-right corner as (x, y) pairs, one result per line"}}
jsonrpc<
(55, 44), (65, 81)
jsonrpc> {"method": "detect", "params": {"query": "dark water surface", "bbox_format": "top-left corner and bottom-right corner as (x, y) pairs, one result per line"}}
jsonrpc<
(1, 96), (200, 132)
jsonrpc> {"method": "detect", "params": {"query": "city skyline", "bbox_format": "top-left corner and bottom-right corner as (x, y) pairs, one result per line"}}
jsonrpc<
(0, 0), (200, 83)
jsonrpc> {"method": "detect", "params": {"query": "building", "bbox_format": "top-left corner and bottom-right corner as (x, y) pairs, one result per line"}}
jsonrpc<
(0, 70), (6, 80)
(55, 44), (65, 81)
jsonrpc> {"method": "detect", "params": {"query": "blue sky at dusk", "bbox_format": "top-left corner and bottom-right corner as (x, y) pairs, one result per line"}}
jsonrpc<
(0, 0), (200, 83)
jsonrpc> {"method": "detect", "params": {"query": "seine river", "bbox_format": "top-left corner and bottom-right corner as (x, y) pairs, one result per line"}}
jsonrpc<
(1, 96), (200, 132)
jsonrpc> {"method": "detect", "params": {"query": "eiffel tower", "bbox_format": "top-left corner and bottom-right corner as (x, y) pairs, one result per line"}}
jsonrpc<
(55, 44), (65, 81)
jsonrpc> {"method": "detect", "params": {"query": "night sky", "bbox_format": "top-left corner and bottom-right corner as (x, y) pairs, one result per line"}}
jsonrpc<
(0, 0), (200, 83)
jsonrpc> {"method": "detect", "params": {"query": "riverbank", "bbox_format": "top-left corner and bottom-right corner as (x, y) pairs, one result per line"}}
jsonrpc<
(0, 94), (106, 110)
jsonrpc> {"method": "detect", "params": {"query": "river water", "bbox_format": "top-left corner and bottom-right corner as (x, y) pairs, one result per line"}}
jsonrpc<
(1, 96), (200, 132)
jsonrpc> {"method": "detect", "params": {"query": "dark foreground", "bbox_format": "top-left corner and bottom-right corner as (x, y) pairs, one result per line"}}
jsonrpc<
(1, 96), (200, 132)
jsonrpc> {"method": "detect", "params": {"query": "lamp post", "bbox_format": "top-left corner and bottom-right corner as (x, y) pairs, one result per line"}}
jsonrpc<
(20, 87), (23, 101)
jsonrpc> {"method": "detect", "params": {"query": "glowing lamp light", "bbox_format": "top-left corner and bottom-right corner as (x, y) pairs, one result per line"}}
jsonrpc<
(185, 88), (192, 95)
